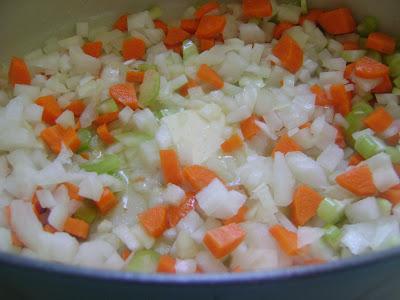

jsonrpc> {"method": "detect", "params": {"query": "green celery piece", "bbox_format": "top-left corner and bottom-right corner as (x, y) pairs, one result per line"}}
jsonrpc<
(97, 99), (119, 114)
(366, 50), (382, 62)
(115, 132), (152, 147)
(386, 53), (400, 78)
(353, 102), (374, 114)
(323, 225), (342, 250)
(355, 135), (384, 159)
(300, 0), (308, 13)
(74, 200), (97, 224)
(139, 69), (160, 107)
(317, 198), (346, 225)
(182, 40), (199, 62)
(377, 198), (392, 217)
(77, 128), (93, 153)
(357, 16), (379, 37)
(393, 76), (400, 88)
(81, 154), (122, 174)
(341, 50), (367, 63)
(126, 250), (160, 273)
(345, 102), (373, 146)
(149, 6), (162, 20)
(385, 146), (400, 163)
(393, 87), (400, 95)
(137, 63), (157, 71)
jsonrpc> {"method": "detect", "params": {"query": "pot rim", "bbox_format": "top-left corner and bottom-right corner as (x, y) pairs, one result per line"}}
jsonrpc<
(1, 246), (399, 285)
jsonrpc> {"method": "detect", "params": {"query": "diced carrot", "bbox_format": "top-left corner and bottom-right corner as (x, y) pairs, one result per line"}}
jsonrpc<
(113, 14), (128, 32)
(121, 248), (132, 261)
(96, 188), (118, 215)
(291, 185), (323, 226)
(342, 41), (359, 50)
(336, 165), (378, 196)
(199, 38), (215, 52)
(299, 122), (311, 129)
(8, 57), (31, 86)
(97, 124), (114, 145)
(31, 193), (42, 218)
(269, 225), (299, 256)
(394, 164), (400, 177)
(272, 134), (302, 156)
(272, 35), (303, 74)
(299, 9), (324, 25)
(80, 152), (90, 160)
(354, 56), (389, 79)
(94, 111), (120, 126)
(44, 224), (57, 234)
(366, 32), (396, 55)
(363, 107), (394, 133)
(109, 83), (139, 110)
(157, 255), (176, 273)
(372, 74), (393, 94)
(178, 79), (198, 96)
(195, 1), (220, 19)
(273, 22), (295, 40)
(181, 19), (199, 34)
(318, 8), (356, 35)
(61, 127), (81, 153)
(385, 133), (400, 146)
(242, 0), (272, 18)
(330, 84), (351, 116)
(154, 20), (168, 35)
(195, 15), (226, 39)
(166, 44), (183, 56)
(122, 38), (146, 60)
(82, 41), (103, 58)
(223, 206), (248, 225)
(335, 125), (346, 149)
(4, 206), (12, 228)
(221, 134), (244, 153)
(164, 27), (191, 46)
(240, 115), (261, 140)
(35, 95), (63, 125)
(203, 223), (246, 258)
(40, 125), (64, 154)
(197, 64), (224, 89)
(302, 258), (326, 265)
(138, 205), (169, 237)
(344, 63), (356, 81)
(380, 184), (400, 206)
(64, 217), (90, 239)
(159, 149), (183, 185)
(310, 85), (330, 106)
(66, 100), (86, 117)
(168, 193), (196, 227)
(126, 70), (145, 84)
(183, 165), (219, 192)
(64, 182), (84, 202)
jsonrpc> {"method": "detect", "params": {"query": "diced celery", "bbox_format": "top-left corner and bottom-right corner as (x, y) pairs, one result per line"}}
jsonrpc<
(323, 225), (342, 249)
(317, 198), (346, 224)
(182, 40), (199, 62)
(355, 135), (384, 159)
(126, 249), (160, 273)
(300, 0), (308, 14)
(81, 154), (122, 174)
(341, 50), (367, 63)
(386, 53), (400, 78)
(77, 128), (93, 153)
(74, 200), (97, 224)
(115, 132), (152, 147)
(345, 102), (374, 146)
(248, 18), (261, 25)
(357, 16), (379, 37)
(149, 6), (162, 20)
(139, 70), (160, 107)
(366, 50), (382, 63)
(393, 76), (400, 88)
(393, 87), (400, 96)
(377, 198), (392, 217)
(97, 99), (119, 114)
(385, 146), (400, 163)
(137, 63), (157, 71)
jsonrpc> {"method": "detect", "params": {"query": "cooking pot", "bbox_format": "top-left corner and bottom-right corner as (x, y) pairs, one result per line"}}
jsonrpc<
(1, 1), (400, 299)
